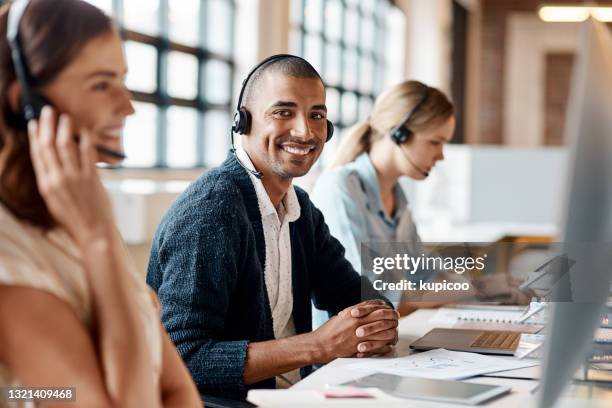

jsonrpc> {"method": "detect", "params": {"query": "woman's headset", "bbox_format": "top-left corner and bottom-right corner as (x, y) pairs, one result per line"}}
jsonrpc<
(389, 84), (432, 177)
(389, 84), (431, 145)
(6, 0), (49, 125)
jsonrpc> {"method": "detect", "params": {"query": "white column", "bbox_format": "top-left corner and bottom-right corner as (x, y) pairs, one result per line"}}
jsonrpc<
(504, 15), (579, 146)
(232, 0), (261, 107)
(232, 0), (292, 105)
(257, 0), (290, 59)
(398, 0), (453, 92)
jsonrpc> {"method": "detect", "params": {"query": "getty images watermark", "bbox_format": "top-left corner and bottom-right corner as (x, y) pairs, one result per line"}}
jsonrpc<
(370, 252), (487, 292)
(359, 241), (612, 305)
(359, 242), (489, 304)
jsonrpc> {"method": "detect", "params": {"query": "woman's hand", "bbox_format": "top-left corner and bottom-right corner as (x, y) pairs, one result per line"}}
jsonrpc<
(28, 106), (115, 247)
(474, 274), (534, 305)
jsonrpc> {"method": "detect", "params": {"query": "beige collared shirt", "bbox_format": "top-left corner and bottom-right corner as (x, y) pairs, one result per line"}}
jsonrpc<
(235, 147), (302, 387)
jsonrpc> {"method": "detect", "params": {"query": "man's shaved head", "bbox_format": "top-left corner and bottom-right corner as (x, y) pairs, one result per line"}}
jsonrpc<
(242, 56), (324, 109)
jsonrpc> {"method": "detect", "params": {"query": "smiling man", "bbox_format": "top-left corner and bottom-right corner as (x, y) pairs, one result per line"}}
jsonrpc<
(147, 55), (399, 401)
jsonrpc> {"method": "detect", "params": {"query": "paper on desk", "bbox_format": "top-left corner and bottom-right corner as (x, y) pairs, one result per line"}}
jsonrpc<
(347, 348), (539, 380)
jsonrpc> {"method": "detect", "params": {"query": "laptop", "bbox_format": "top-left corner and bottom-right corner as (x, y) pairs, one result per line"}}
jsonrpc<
(410, 328), (521, 355)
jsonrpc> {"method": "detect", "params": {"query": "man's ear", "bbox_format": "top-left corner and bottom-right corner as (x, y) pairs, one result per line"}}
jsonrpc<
(7, 81), (22, 113)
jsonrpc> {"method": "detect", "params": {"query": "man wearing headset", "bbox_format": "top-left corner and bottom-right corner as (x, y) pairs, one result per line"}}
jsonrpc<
(147, 55), (399, 401)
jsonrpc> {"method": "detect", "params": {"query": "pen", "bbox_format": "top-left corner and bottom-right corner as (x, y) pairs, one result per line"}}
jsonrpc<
(483, 374), (540, 381)
(517, 343), (543, 360)
(518, 303), (547, 323)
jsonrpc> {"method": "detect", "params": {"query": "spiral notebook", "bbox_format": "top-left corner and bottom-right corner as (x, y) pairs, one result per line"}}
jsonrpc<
(430, 307), (544, 334)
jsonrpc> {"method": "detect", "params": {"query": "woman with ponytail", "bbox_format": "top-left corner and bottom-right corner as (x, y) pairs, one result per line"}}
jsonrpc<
(312, 81), (454, 320)
(312, 81), (529, 321)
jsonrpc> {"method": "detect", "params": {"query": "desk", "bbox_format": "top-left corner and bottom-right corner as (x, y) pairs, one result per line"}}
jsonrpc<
(291, 309), (607, 407)
(417, 222), (558, 244)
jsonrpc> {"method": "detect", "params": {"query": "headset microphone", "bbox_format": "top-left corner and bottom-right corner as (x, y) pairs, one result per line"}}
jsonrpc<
(398, 145), (429, 177)
(389, 84), (432, 178)
(229, 134), (263, 179)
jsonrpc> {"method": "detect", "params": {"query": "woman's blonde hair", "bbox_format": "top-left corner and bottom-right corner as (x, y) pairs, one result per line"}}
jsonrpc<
(329, 80), (454, 168)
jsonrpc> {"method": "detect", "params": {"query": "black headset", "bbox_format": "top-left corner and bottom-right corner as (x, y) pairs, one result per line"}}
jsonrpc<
(231, 54), (334, 142)
(6, 0), (49, 125)
(389, 84), (431, 145)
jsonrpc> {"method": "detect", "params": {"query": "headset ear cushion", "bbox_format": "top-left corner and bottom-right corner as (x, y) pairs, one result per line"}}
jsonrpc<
(232, 108), (252, 135)
(326, 119), (334, 142)
(232, 111), (242, 134)
(26, 92), (50, 119)
(241, 108), (252, 135)
(391, 127), (411, 145)
(15, 91), (51, 129)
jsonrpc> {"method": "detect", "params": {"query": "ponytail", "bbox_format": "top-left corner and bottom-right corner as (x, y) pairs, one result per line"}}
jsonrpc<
(327, 80), (454, 170)
(328, 121), (373, 168)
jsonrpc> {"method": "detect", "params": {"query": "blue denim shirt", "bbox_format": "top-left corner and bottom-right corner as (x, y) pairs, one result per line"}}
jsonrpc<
(311, 153), (431, 325)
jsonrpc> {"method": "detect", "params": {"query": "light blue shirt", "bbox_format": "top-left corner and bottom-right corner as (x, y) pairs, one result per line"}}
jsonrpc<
(311, 153), (431, 326)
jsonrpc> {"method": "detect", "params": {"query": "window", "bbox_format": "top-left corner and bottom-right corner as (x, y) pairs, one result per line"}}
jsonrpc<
(84, 0), (236, 168)
(290, 0), (394, 134)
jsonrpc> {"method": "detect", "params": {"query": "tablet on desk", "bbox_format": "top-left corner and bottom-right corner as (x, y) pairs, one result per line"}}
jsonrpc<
(342, 373), (510, 405)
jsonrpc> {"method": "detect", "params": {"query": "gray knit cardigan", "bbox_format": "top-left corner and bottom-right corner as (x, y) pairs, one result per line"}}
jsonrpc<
(147, 152), (387, 400)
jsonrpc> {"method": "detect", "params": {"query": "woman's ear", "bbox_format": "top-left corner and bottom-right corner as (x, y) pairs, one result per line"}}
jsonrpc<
(7, 81), (22, 114)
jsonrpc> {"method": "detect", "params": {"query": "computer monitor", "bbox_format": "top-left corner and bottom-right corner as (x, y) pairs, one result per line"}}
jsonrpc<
(537, 17), (612, 408)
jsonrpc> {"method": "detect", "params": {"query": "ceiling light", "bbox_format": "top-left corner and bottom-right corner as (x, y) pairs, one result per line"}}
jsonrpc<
(538, 6), (612, 22)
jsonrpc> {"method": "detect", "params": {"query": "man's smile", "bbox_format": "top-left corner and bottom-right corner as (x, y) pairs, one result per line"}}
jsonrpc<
(278, 142), (316, 156)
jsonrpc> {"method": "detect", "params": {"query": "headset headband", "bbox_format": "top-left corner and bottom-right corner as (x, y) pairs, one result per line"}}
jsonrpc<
(7, 0), (36, 121)
(397, 84), (431, 131)
(235, 54), (313, 112)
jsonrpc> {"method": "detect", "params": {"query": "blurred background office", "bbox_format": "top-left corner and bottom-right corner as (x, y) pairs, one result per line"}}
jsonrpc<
(8, 0), (609, 274)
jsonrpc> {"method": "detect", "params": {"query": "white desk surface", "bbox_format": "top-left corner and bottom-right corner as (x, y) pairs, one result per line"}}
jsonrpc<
(417, 222), (558, 243)
(292, 309), (606, 407)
